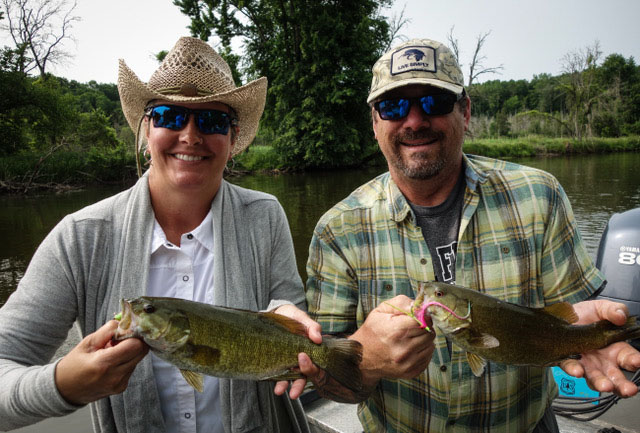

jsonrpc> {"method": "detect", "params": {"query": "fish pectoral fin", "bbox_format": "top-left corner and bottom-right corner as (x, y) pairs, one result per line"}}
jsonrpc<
(188, 344), (221, 365)
(466, 352), (487, 377)
(468, 333), (500, 349)
(180, 370), (204, 393)
(542, 302), (579, 324)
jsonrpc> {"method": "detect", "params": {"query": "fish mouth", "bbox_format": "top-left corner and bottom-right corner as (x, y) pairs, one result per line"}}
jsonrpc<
(424, 299), (472, 322)
(113, 299), (137, 340)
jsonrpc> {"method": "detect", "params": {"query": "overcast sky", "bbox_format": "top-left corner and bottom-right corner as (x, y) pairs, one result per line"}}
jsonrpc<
(4, 0), (640, 85)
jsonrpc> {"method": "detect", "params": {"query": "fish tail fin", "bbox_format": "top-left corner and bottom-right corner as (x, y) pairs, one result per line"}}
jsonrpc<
(607, 316), (640, 344)
(322, 336), (363, 393)
(620, 316), (640, 341)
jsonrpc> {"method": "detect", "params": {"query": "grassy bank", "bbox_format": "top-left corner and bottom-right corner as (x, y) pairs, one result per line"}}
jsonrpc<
(1, 136), (639, 192)
(235, 136), (640, 170)
(462, 136), (640, 158)
(0, 146), (138, 193)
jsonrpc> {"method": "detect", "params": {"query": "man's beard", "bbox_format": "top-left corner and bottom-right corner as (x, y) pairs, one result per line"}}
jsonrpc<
(389, 129), (447, 180)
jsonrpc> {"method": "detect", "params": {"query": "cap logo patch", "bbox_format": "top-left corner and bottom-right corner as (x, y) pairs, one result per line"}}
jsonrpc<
(391, 46), (436, 75)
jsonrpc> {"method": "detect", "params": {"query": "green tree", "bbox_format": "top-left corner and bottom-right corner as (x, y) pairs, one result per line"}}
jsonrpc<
(489, 111), (510, 137)
(528, 73), (563, 113)
(74, 108), (122, 149)
(27, 77), (75, 150)
(173, 0), (393, 168)
(0, 68), (30, 154)
(595, 54), (640, 136)
(558, 41), (603, 139)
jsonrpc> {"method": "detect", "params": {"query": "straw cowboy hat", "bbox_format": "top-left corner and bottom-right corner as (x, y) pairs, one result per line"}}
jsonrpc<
(117, 37), (267, 174)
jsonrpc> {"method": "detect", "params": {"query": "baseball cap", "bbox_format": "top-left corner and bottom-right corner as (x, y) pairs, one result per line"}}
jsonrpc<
(367, 38), (465, 104)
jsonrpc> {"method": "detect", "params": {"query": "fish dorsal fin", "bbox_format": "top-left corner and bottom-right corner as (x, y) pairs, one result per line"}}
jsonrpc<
(260, 312), (308, 337)
(466, 352), (487, 377)
(180, 369), (204, 393)
(468, 333), (500, 349)
(543, 302), (579, 324)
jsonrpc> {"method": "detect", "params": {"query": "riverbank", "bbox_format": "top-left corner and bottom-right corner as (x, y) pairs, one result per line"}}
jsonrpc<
(1, 136), (639, 194)
(463, 135), (640, 158)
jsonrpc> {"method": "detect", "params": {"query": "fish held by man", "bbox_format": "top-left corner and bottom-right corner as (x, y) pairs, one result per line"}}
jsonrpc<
(113, 297), (363, 393)
(412, 282), (640, 377)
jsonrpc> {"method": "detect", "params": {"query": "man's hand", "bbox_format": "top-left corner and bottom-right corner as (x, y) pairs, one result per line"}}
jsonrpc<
(560, 300), (640, 397)
(297, 295), (436, 404)
(55, 320), (149, 405)
(271, 304), (322, 399)
(351, 295), (435, 387)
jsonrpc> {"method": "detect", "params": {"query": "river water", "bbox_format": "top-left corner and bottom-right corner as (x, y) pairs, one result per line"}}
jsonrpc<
(1, 152), (639, 305)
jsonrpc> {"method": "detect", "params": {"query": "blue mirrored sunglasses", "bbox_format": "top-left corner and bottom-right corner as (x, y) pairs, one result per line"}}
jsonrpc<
(374, 92), (464, 121)
(145, 105), (238, 135)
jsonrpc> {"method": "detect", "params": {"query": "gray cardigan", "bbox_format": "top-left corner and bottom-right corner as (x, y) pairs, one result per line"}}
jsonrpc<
(0, 175), (310, 433)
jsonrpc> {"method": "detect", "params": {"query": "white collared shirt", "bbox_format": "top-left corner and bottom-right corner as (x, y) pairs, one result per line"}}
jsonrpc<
(147, 211), (224, 433)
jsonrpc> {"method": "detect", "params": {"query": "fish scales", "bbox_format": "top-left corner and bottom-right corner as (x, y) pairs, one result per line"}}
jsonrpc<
(114, 297), (363, 392)
(179, 300), (330, 378)
(449, 291), (615, 364)
(414, 282), (640, 375)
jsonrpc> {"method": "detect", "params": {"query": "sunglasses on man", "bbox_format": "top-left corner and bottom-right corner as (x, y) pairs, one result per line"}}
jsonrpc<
(145, 105), (238, 135)
(374, 91), (465, 121)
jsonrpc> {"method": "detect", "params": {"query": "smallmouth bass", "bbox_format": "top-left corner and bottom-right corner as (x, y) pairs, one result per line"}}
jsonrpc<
(413, 282), (640, 377)
(113, 297), (363, 392)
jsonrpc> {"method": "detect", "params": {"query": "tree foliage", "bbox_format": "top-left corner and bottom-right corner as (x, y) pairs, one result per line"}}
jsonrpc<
(0, 46), (126, 157)
(173, 0), (393, 167)
(1, 13), (640, 175)
(469, 46), (640, 140)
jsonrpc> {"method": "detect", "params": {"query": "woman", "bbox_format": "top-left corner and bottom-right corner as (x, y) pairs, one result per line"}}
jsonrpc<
(0, 37), (318, 433)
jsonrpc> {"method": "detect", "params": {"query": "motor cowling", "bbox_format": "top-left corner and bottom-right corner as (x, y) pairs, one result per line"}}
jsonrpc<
(595, 207), (640, 347)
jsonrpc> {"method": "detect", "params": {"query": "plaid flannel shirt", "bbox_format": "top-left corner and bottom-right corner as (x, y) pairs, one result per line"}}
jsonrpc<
(306, 154), (604, 433)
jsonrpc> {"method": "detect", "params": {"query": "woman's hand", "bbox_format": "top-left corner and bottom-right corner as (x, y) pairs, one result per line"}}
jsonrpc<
(560, 300), (640, 397)
(271, 304), (322, 399)
(55, 320), (149, 405)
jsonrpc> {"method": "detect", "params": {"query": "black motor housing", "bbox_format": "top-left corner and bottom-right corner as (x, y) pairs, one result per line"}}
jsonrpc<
(595, 207), (640, 347)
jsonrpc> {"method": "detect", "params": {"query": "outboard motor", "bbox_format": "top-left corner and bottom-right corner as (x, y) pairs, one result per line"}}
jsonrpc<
(595, 207), (640, 347)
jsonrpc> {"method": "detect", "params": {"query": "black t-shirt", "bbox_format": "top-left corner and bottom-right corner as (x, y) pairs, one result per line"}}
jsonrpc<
(409, 171), (465, 283)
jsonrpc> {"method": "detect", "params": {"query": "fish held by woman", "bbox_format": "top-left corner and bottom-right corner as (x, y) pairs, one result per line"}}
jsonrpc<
(410, 282), (640, 376)
(113, 297), (363, 393)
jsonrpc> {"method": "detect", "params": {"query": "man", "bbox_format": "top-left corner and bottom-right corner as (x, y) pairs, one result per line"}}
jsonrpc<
(300, 38), (640, 432)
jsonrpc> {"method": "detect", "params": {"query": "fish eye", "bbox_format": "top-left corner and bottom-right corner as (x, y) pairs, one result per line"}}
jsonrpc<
(143, 304), (155, 314)
(435, 290), (443, 297)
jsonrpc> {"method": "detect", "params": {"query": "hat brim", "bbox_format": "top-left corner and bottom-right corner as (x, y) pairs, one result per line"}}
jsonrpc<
(117, 59), (267, 156)
(367, 78), (464, 104)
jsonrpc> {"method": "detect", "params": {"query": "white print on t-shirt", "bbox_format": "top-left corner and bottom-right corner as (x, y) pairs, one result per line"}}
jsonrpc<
(436, 241), (458, 283)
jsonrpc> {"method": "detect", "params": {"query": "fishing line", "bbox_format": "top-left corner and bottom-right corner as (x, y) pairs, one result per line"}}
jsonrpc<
(552, 369), (640, 421)
(419, 300), (472, 321)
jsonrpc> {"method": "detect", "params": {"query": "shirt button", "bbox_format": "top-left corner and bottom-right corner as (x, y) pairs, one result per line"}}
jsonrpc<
(440, 365), (447, 372)
(183, 275), (189, 282)
(502, 246), (510, 254)
(384, 284), (393, 291)
(420, 258), (427, 265)
(187, 234), (194, 240)
(185, 412), (191, 419)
